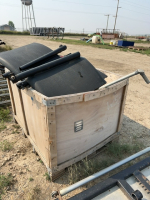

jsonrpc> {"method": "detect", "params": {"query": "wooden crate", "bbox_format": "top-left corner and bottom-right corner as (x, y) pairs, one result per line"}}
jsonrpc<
(7, 69), (129, 180)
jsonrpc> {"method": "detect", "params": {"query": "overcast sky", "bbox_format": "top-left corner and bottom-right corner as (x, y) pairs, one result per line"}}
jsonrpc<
(0, 0), (149, 35)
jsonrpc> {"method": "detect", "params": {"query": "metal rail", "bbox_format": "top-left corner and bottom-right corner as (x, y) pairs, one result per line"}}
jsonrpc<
(100, 69), (150, 89)
(52, 147), (150, 197)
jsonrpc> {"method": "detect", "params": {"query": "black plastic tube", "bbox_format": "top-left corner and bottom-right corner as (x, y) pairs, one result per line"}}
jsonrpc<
(11, 52), (80, 83)
(19, 45), (67, 71)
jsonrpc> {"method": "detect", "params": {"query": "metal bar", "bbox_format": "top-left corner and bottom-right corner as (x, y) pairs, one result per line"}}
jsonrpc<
(0, 84), (8, 87)
(11, 52), (80, 83)
(0, 80), (7, 83)
(59, 147), (150, 196)
(117, 180), (142, 200)
(133, 170), (150, 193)
(24, 2), (27, 31)
(66, 157), (150, 200)
(100, 69), (150, 89)
(20, 45), (67, 70)
(32, 3), (36, 27)
(0, 100), (11, 105)
(0, 88), (9, 92)
(0, 93), (9, 97)
(27, 6), (30, 30)
(29, 5), (32, 29)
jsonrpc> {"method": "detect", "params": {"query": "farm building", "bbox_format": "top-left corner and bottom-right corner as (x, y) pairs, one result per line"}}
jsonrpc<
(0, 24), (15, 31)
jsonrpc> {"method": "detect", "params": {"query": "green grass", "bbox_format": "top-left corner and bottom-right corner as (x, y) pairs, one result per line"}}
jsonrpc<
(0, 140), (13, 152)
(0, 30), (30, 35)
(44, 173), (51, 181)
(134, 39), (150, 44)
(0, 45), (12, 52)
(68, 158), (115, 184)
(29, 177), (34, 182)
(0, 107), (10, 121)
(0, 107), (11, 132)
(0, 120), (6, 131)
(106, 142), (143, 159)
(0, 173), (13, 199)
(120, 47), (150, 56)
(46, 38), (150, 56)
(68, 141), (144, 184)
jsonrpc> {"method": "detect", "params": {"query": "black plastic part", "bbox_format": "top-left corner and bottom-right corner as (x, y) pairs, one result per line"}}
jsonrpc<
(0, 43), (54, 74)
(19, 45), (67, 71)
(67, 157), (150, 200)
(16, 81), (30, 89)
(11, 52), (81, 83)
(2, 72), (14, 79)
(26, 57), (106, 97)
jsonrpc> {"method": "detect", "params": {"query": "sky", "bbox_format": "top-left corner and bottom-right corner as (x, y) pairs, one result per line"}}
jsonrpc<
(0, 0), (150, 35)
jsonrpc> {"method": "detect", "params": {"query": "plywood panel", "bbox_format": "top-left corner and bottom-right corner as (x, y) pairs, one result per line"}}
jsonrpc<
(21, 91), (50, 167)
(10, 82), (26, 129)
(56, 87), (123, 164)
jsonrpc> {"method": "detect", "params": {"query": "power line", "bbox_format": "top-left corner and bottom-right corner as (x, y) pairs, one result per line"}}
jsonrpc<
(0, 2), (149, 24)
(122, 8), (150, 16)
(121, 0), (150, 11)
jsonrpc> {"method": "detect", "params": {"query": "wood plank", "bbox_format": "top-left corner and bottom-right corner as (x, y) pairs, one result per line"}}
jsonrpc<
(55, 87), (124, 165)
(7, 79), (16, 114)
(56, 132), (119, 172)
(21, 91), (51, 168)
(84, 80), (127, 102)
(117, 81), (129, 132)
(18, 90), (29, 135)
(47, 106), (57, 169)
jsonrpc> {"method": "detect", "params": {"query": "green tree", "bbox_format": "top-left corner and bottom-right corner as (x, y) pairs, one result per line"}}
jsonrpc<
(8, 21), (15, 29)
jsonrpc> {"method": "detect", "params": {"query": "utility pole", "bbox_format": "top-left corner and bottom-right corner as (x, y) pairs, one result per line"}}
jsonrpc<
(113, 0), (121, 33)
(104, 14), (110, 32)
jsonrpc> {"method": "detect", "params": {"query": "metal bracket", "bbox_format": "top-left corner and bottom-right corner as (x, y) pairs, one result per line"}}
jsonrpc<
(42, 99), (56, 106)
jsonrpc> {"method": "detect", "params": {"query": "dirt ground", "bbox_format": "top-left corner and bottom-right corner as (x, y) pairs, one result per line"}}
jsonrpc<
(0, 35), (150, 200)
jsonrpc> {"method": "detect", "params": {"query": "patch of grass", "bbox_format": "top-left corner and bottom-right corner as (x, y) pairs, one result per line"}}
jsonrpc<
(134, 39), (150, 44)
(0, 45), (12, 52)
(0, 140), (13, 152)
(12, 124), (20, 129)
(25, 185), (41, 200)
(46, 38), (150, 56)
(0, 173), (13, 199)
(44, 173), (51, 181)
(68, 141), (144, 184)
(106, 142), (143, 159)
(29, 177), (34, 182)
(0, 30), (30, 35)
(39, 159), (44, 165)
(0, 120), (6, 131)
(0, 107), (10, 122)
(68, 157), (115, 184)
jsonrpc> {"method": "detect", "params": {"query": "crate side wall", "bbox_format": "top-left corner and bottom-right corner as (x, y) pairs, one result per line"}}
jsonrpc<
(55, 87), (124, 165)
(21, 90), (51, 168)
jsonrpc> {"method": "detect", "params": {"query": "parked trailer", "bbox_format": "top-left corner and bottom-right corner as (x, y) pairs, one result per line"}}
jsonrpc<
(30, 27), (65, 39)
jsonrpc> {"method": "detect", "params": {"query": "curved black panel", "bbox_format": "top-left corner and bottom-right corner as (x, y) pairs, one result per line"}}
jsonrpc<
(26, 57), (106, 97)
(0, 43), (54, 74)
